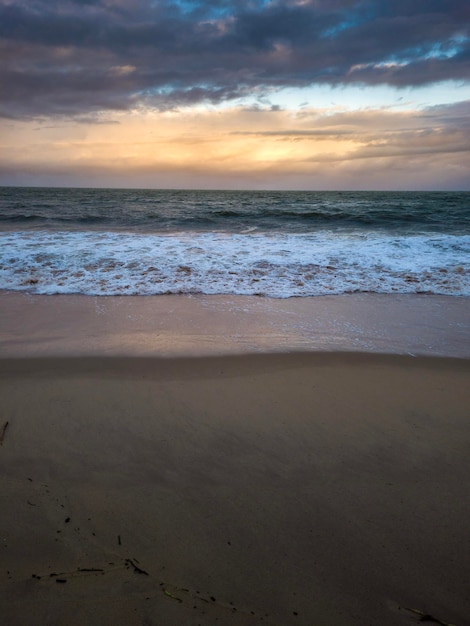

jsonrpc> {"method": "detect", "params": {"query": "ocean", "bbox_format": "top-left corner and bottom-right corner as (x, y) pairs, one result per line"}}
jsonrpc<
(0, 187), (469, 298)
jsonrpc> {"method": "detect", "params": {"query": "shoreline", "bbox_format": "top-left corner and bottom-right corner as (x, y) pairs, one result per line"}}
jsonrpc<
(1, 291), (470, 358)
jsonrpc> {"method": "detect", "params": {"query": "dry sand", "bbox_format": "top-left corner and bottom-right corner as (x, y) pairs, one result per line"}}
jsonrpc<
(1, 293), (470, 625)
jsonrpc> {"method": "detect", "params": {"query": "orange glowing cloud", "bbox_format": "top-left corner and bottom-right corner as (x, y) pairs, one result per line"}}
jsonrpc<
(1, 100), (469, 190)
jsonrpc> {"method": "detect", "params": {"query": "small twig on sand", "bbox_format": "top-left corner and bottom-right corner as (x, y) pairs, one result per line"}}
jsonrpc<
(405, 607), (456, 626)
(163, 589), (183, 603)
(0, 421), (9, 446)
(77, 568), (104, 573)
(125, 559), (149, 576)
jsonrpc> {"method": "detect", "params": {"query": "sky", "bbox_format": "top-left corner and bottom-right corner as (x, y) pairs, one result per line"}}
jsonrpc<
(1, 0), (469, 190)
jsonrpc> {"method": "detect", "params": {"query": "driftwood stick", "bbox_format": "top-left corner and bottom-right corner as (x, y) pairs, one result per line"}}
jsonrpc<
(405, 607), (456, 626)
(125, 559), (149, 576)
(0, 421), (9, 446)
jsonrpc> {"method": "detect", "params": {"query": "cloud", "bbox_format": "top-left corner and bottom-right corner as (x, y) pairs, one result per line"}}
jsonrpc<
(1, 0), (469, 119)
(1, 99), (469, 190)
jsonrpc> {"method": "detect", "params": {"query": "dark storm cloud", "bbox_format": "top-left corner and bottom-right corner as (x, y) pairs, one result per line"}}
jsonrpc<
(0, 0), (469, 119)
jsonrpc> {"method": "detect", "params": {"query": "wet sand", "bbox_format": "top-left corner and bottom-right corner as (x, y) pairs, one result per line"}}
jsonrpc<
(1, 294), (470, 625)
(1, 291), (470, 357)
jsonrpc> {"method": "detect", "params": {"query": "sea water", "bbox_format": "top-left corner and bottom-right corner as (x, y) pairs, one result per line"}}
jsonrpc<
(0, 187), (469, 297)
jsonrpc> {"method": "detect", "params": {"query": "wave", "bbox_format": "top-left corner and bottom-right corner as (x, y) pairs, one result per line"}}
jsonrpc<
(1, 230), (468, 297)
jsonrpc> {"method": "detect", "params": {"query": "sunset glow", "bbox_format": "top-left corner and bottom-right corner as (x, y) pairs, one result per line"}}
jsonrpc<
(1, 0), (469, 189)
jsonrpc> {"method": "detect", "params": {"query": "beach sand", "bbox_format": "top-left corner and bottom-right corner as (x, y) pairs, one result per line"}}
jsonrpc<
(1, 291), (470, 358)
(1, 293), (470, 626)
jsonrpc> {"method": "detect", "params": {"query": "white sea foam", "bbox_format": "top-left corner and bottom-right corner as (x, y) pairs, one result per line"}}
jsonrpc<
(0, 230), (469, 297)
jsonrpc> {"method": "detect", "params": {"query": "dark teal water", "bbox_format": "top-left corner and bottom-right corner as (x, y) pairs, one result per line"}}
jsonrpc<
(1, 188), (469, 234)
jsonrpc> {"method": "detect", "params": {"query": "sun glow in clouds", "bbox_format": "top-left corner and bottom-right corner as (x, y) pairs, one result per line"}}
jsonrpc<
(0, 0), (469, 189)
(2, 93), (467, 190)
